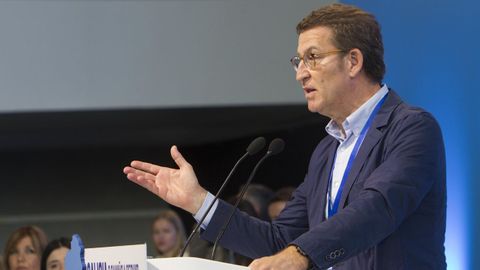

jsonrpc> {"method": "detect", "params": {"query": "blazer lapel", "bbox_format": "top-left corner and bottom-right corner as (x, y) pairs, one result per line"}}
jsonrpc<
(339, 90), (403, 209)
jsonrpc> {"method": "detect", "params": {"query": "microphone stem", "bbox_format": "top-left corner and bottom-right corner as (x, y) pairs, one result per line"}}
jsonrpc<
(210, 152), (272, 260)
(179, 151), (250, 257)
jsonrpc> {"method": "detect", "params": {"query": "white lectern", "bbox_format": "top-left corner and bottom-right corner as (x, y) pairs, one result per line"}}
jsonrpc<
(148, 257), (248, 270)
(65, 235), (248, 270)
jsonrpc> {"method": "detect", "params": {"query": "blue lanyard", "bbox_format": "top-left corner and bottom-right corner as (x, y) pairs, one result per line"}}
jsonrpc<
(327, 94), (387, 218)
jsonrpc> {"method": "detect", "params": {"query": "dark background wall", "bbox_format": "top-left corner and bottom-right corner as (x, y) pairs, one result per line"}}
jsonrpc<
(0, 105), (328, 256)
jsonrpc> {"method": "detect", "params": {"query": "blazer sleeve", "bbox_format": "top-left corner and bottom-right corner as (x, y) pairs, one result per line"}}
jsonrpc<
(290, 111), (446, 269)
(200, 176), (311, 258)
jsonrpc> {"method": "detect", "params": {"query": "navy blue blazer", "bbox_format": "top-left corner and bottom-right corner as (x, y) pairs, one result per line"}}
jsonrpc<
(201, 91), (446, 269)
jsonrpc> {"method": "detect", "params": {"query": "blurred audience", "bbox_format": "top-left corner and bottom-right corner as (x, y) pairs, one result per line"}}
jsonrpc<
(268, 187), (295, 220)
(0, 185), (288, 266)
(40, 238), (70, 270)
(151, 209), (187, 257)
(241, 184), (274, 221)
(187, 230), (228, 262)
(225, 198), (257, 266)
(188, 197), (257, 266)
(188, 230), (227, 262)
(3, 226), (48, 270)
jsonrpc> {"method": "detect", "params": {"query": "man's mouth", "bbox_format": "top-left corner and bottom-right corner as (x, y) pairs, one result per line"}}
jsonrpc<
(303, 87), (316, 94)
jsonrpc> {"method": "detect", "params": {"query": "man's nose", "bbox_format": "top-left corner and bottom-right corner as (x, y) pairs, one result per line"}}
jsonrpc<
(295, 61), (310, 82)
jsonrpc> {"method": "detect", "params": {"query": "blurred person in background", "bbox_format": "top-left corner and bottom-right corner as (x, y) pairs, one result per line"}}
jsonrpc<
(188, 197), (257, 265)
(241, 184), (274, 221)
(3, 226), (48, 270)
(225, 198), (258, 266)
(268, 187), (296, 220)
(151, 209), (187, 257)
(40, 238), (70, 270)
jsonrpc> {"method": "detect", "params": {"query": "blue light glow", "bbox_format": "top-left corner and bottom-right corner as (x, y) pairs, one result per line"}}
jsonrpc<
(339, 0), (478, 268)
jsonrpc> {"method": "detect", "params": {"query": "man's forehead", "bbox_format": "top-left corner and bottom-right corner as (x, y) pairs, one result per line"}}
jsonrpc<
(297, 26), (334, 53)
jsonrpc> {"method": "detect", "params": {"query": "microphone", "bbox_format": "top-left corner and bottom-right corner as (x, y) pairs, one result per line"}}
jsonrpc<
(179, 136), (266, 257)
(210, 138), (285, 259)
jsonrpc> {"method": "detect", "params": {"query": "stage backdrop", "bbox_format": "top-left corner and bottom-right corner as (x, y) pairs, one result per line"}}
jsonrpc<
(343, 0), (480, 269)
(0, 0), (328, 112)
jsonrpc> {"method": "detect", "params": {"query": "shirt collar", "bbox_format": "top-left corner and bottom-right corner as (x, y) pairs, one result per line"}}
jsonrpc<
(326, 84), (389, 142)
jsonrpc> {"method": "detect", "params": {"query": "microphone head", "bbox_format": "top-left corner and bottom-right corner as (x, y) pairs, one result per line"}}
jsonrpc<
(267, 138), (285, 155)
(246, 137), (266, 155)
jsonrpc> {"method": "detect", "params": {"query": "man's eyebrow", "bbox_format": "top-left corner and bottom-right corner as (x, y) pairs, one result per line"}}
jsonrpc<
(297, 46), (318, 55)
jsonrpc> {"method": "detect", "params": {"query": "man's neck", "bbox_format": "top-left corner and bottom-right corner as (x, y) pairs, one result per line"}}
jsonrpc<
(332, 82), (382, 130)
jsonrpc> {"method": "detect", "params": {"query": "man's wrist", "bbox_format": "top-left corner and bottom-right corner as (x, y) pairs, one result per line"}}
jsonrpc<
(190, 188), (208, 214)
(287, 244), (313, 269)
(192, 192), (218, 230)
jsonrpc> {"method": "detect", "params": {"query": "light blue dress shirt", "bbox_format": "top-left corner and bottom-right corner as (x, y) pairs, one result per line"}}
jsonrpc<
(325, 85), (389, 218)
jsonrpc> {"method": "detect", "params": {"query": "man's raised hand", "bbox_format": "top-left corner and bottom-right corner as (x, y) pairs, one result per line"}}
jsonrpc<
(123, 145), (207, 214)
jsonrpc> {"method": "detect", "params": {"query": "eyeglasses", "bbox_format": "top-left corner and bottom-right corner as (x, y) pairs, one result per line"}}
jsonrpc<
(290, 50), (345, 71)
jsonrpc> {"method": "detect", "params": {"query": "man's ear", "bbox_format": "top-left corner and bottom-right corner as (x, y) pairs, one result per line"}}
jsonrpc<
(346, 48), (363, 78)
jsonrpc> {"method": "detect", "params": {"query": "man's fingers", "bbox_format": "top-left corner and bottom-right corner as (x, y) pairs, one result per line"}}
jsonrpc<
(171, 145), (190, 168)
(124, 166), (157, 184)
(123, 166), (155, 180)
(126, 173), (158, 195)
(123, 166), (139, 175)
(248, 259), (263, 270)
(129, 161), (161, 175)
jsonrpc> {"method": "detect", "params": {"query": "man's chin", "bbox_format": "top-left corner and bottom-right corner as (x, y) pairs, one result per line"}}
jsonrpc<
(306, 102), (321, 113)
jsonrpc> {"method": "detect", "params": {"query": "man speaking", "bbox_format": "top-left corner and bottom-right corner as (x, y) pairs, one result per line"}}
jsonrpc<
(123, 4), (446, 269)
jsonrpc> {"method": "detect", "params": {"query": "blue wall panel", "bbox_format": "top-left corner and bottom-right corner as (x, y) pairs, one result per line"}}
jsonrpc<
(339, 1), (479, 269)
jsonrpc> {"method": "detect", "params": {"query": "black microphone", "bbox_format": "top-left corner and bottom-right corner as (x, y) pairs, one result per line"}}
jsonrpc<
(210, 138), (285, 259)
(179, 136), (266, 257)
